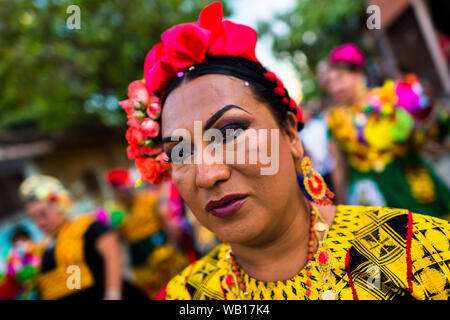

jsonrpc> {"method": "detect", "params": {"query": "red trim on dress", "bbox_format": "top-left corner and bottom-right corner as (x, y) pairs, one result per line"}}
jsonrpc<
(153, 284), (167, 300)
(219, 280), (228, 300)
(406, 211), (414, 294)
(345, 249), (359, 300)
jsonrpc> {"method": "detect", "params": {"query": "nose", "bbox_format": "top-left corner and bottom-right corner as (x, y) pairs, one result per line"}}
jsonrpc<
(195, 154), (231, 189)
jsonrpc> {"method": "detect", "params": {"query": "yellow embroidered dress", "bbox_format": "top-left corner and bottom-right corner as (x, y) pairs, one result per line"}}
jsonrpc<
(160, 205), (450, 300)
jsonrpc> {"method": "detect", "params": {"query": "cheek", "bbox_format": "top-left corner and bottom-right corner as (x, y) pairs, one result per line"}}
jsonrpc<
(233, 133), (297, 214)
(45, 208), (62, 225)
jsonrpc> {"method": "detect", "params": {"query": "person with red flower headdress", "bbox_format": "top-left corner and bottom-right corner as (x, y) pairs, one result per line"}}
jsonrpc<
(101, 168), (191, 298)
(325, 43), (450, 219)
(121, 3), (449, 300)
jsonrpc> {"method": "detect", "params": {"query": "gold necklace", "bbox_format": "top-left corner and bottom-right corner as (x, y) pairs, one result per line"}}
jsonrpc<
(311, 203), (336, 300)
(222, 202), (336, 300)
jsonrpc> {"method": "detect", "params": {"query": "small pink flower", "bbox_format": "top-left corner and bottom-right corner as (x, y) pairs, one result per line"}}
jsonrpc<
(126, 145), (140, 159)
(128, 80), (150, 107)
(225, 274), (233, 287)
(119, 99), (135, 118)
(140, 118), (160, 138)
(147, 103), (162, 120)
(95, 208), (109, 225)
(127, 117), (142, 129)
(318, 251), (329, 264)
(126, 126), (145, 145)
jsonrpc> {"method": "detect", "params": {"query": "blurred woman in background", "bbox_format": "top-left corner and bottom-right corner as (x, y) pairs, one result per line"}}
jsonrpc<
(325, 43), (450, 218)
(101, 168), (191, 298)
(19, 175), (146, 300)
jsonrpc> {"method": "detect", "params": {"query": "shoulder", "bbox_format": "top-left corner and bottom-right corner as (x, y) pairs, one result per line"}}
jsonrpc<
(335, 205), (411, 226)
(68, 214), (111, 239)
(165, 243), (230, 300)
(335, 205), (447, 239)
(339, 205), (450, 299)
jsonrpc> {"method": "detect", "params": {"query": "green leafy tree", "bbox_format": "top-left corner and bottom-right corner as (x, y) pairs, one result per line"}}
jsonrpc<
(259, 0), (367, 101)
(0, 0), (229, 132)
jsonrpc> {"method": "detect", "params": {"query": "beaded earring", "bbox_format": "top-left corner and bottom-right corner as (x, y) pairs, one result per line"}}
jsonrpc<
(301, 157), (334, 206)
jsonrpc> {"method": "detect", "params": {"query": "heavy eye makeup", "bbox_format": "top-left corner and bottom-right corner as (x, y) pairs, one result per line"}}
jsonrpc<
(164, 116), (252, 163)
(216, 117), (251, 144)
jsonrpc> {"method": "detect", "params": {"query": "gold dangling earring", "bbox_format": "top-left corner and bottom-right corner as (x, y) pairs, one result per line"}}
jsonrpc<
(301, 157), (334, 206)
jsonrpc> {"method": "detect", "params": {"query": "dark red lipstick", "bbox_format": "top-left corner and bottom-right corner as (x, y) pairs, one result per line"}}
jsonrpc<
(205, 194), (248, 218)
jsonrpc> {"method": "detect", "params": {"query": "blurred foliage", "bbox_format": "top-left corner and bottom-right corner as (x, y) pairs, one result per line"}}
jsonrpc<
(0, 0), (229, 132)
(259, 0), (367, 102)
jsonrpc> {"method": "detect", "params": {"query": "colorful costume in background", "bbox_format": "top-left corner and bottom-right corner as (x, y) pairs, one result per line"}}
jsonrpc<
(159, 205), (450, 300)
(101, 169), (189, 298)
(0, 241), (40, 300)
(36, 214), (110, 300)
(327, 45), (450, 218)
(18, 174), (146, 300)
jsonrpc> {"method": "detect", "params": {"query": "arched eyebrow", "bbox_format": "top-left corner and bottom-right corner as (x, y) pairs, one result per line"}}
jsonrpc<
(162, 104), (250, 144)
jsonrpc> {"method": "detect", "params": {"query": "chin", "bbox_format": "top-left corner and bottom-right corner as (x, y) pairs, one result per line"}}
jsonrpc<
(215, 219), (266, 246)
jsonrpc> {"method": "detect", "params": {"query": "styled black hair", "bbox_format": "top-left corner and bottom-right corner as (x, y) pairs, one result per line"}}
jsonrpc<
(162, 55), (303, 132)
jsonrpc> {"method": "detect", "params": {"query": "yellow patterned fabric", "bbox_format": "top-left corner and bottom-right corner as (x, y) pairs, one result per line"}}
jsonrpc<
(164, 205), (450, 300)
(36, 215), (96, 300)
(120, 190), (161, 243)
(327, 104), (408, 173)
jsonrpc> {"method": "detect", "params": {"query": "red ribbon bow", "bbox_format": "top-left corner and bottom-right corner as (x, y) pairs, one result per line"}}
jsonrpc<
(143, 2), (258, 96)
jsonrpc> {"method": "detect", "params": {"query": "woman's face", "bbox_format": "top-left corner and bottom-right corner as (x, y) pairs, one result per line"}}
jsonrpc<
(326, 67), (363, 104)
(26, 200), (65, 234)
(162, 74), (303, 245)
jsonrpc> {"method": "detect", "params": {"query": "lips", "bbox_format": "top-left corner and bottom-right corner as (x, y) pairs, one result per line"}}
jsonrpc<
(205, 194), (248, 218)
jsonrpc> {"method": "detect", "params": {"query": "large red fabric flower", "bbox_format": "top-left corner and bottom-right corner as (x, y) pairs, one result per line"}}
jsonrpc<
(144, 2), (258, 96)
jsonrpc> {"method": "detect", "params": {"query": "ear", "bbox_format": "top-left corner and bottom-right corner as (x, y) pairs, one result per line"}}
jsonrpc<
(284, 112), (304, 160)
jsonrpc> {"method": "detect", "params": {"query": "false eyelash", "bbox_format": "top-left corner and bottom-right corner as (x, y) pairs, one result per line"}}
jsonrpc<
(221, 123), (249, 143)
(164, 120), (251, 163)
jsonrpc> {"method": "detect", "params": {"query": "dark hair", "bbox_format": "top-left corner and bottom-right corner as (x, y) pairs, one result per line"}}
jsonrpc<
(10, 226), (31, 243)
(162, 55), (303, 131)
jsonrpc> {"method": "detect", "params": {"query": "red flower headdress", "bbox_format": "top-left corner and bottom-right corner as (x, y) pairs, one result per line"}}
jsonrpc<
(120, 2), (302, 184)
